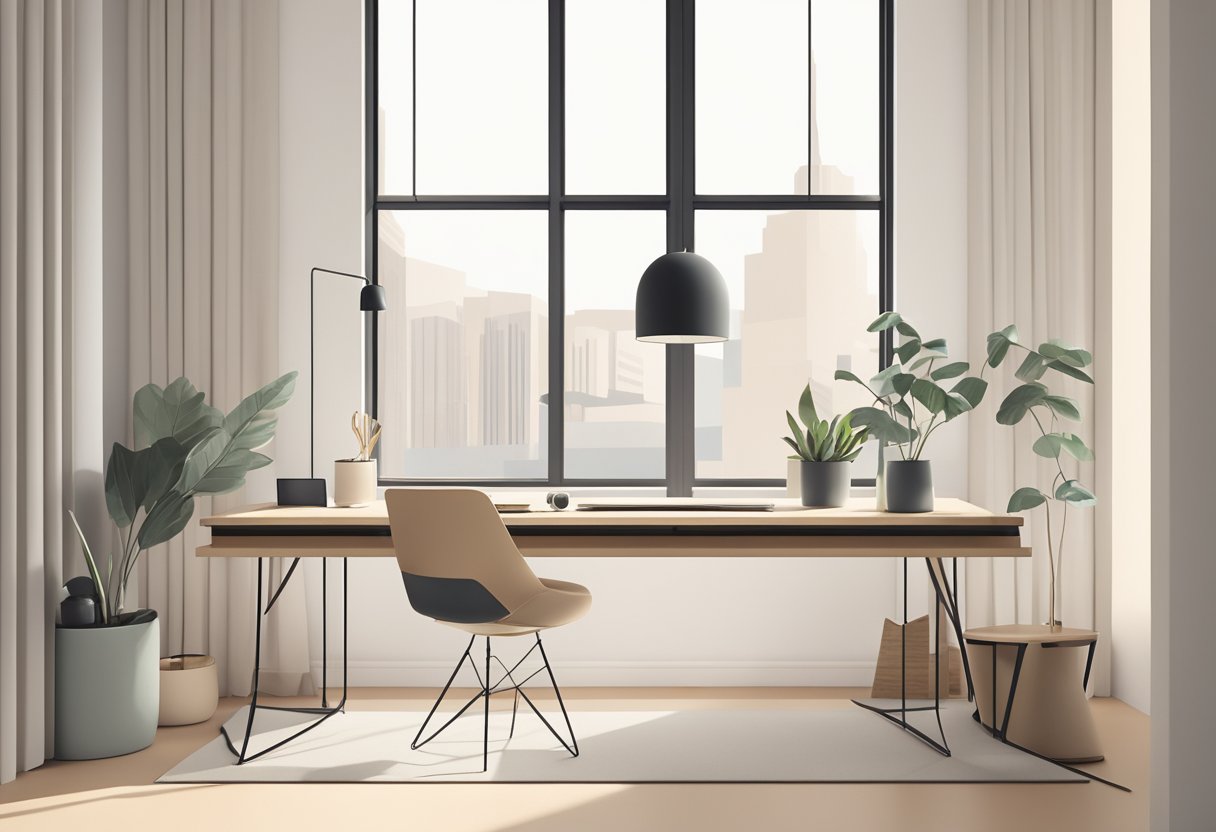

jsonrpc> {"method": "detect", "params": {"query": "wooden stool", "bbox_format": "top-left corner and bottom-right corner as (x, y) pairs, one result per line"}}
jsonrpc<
(963, 624), (1103, 763)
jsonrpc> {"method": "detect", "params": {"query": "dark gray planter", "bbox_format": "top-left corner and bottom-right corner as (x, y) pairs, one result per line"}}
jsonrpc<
(799, 460), (851, 507)
(885, 459), (935, 513)
(55, 613), (159, 760)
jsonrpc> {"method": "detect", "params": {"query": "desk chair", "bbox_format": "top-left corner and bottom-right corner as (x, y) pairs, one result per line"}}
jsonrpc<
(385, 488), (591, 771)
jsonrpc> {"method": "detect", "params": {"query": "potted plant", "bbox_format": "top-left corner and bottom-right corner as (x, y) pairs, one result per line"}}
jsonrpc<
(782, 384), (869, 507)
(835, 312), (989, 512)
(56, 372), (296, 759)
(334, 411), (381, 507)
(985, 326), (1096, 630)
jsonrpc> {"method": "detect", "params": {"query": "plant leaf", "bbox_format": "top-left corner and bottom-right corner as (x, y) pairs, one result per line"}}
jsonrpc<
(849, 407), (917, 445)
(786, 411), (811, 460)
(952, 377), (989, 408)
(133, 377), (223, 450)
(1007, 486), (1048, 512)
(942, 392), (973, 421)
(1032, 432), (1094, 462)
(834, 369), (866, 387)
(895, 320), (920, 339)
(104, 443), (144, 529)
(67, 509), (109, 624)
(930, 361), (969, 381)
(137, 491), (197, 549)
(921, 337), (947, 353)
(175, 427), (228, 494)
(1039, 339), (1093, 368)
(1046, 360), (1095, 384)
(894, 338), (922, 364)
(1014, 351), (1049, 382)
(867, 311), (903, 332)
(911, 378), (947, 414)
(797, 384), (818, 430)
(893, 373), (916, 396)
(142, 437), (188, 510)
(1055, 479), (1098, 507)
(1042, 394), (1082, 421)
(870, 364), (905, 398)
(996, 382), (1048, 425)
(986, 324), (1019, 368)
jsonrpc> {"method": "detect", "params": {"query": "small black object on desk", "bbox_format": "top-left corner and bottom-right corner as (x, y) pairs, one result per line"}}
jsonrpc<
(60, 576), (98, 627)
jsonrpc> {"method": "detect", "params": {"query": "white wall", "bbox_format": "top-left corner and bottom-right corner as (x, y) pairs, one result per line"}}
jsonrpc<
(1150, 0), (1216, 826)
(276, 0), (971, 687)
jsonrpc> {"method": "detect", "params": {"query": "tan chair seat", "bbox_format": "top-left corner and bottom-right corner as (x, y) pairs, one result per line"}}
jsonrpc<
(441, 577), (592, 637)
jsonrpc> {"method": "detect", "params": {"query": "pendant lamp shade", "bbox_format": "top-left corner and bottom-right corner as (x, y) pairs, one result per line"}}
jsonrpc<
(634, 251), (729, 343)
(360, 282), (388, 311)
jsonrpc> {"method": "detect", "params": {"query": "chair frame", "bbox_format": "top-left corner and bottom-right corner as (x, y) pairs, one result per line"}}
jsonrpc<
(411, 633), (579, 772)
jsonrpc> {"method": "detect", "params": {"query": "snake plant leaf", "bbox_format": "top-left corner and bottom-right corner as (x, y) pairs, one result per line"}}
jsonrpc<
(797, 383), (818, 429)
(105, 443), (145, 529)
(133, 377), (224, 450)
(895, 320), (920, 339)
(921, 337), (947, 354)
(1014, 351), (1049, 382)
(930, 361), (969, 381)
(867, 311), (904, 332)
(1045, 359), (1095, 384)
(952, 377), (989, 409)
(1039, 339), (1093, 368)
(911, 379), (948, 414)
(870, 364), (905, 398)
(1032, 432), (1095, 462)
(942, 391), (974, 421)
(1007, 486), (1048, 512)
(1042, 394), (1082, 421)
(137, 490), (197, 549)
(996, 382), (1048, 425)
(986, 324), (1019, 367)
(894, 338), (922, 364)
(1055, 479), (1098, 507)
(850, 406), (917, 445)
(786, 411), (811, 459)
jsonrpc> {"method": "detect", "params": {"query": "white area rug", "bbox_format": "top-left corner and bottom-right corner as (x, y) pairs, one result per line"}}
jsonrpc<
(159, 701), (1084, 784)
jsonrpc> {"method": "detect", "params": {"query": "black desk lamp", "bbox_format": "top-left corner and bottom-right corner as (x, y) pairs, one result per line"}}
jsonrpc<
(309, 267), (388, 479)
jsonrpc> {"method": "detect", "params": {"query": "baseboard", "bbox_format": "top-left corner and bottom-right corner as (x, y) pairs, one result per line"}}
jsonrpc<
(311, 659), (877, 688)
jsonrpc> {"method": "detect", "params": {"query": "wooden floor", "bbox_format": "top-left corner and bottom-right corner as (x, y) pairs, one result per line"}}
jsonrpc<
(0, 688), (1148, 832)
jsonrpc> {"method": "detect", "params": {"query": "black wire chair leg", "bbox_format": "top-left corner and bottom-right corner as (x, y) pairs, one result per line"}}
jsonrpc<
(483, 637), (492, 772)
(411, 635), (476, 750)
(533, 634), (579, 757)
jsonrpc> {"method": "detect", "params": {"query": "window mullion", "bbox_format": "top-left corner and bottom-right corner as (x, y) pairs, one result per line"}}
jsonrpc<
(548, 0), (565, 484)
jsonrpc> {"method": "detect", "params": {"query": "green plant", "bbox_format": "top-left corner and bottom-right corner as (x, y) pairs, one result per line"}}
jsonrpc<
(67, 372), (298, 624)
(834, 312), (989, 459)
(986, 326), (1096, 629)
(782, 384), (870, 463)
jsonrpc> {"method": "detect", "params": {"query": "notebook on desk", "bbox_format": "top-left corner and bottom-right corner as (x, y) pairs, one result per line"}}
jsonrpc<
(493, 503), (533, 513)
(576, 502), (775, 512)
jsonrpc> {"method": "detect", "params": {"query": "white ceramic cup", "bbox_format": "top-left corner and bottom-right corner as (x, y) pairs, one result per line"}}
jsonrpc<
(334, 459), (377, 507)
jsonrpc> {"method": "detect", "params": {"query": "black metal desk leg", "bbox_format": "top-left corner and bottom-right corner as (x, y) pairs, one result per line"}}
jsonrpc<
(322, 557), (328, 708)
(237, 557), (265, 764)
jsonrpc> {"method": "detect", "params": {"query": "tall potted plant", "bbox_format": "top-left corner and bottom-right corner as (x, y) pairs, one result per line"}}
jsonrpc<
(985, 326), (1096, 630)
(56, 372), (297, 760)
(835, 312), (989, 512)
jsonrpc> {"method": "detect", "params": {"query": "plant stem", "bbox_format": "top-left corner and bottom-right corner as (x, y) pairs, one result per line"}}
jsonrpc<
(1056, 499), (1069, 627)
(1044, 499), (1057, 631)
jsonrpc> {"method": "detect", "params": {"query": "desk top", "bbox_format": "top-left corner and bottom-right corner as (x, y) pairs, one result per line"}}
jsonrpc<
(201, 496), (1021, 530)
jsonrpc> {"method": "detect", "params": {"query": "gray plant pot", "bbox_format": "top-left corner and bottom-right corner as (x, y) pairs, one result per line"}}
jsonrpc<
(799, 460), (851, 507)
(55, 613), (160, 760)
(885, 459), (935, 513)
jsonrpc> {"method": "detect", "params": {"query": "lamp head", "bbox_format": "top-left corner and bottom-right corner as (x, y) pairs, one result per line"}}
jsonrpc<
(360, 283), (388, 311)
(635, 251), (729, 343)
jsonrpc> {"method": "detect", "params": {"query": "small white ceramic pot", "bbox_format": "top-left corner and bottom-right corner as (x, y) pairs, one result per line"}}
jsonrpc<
(334, 458), (377, 507)
(159, 654), (219, 726)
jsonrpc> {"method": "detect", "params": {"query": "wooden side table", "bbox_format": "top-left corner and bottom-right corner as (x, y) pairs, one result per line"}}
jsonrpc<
(963, 624), (1103, 763)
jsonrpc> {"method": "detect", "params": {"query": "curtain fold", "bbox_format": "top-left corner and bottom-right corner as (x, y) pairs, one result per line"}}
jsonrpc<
(126, 0), (308, 697)
(0, 0), (71, 785)
(967, 0), (1096, 630)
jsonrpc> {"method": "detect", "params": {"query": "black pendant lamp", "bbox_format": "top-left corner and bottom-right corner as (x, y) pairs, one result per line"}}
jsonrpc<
(635, 251), (729, 343)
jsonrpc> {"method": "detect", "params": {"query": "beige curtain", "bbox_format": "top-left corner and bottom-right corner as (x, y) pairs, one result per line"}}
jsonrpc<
(0, 0), (71, 785)
(967, 0), (1096, 629)
(126, 0), (310, 697)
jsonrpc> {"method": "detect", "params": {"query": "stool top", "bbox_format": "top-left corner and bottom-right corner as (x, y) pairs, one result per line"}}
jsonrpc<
(963, 623), (1098, 644)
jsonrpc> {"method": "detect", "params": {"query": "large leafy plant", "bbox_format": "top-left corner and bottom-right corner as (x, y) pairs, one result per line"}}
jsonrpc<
(986, 326), (1096, 629)
(782, 384), (869, 463)
(834, 312), (989, 460)
(68, 372), (297, 624)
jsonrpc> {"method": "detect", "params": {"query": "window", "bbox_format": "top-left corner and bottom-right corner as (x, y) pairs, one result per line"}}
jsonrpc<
(369, 0), (892, 491)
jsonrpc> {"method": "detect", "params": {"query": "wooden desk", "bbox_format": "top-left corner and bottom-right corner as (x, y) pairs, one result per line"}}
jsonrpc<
(197, 496), (1026, 762)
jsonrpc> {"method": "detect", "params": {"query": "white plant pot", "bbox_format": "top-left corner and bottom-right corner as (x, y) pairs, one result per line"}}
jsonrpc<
(159, 654), (218, 726)
(334, 459), (377, 507)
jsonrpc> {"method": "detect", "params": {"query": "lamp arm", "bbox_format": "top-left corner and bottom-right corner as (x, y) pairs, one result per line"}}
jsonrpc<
(310, 267), (372, 479)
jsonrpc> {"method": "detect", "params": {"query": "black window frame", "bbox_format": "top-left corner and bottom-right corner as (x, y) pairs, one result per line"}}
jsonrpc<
(366, 0), (894, 495)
